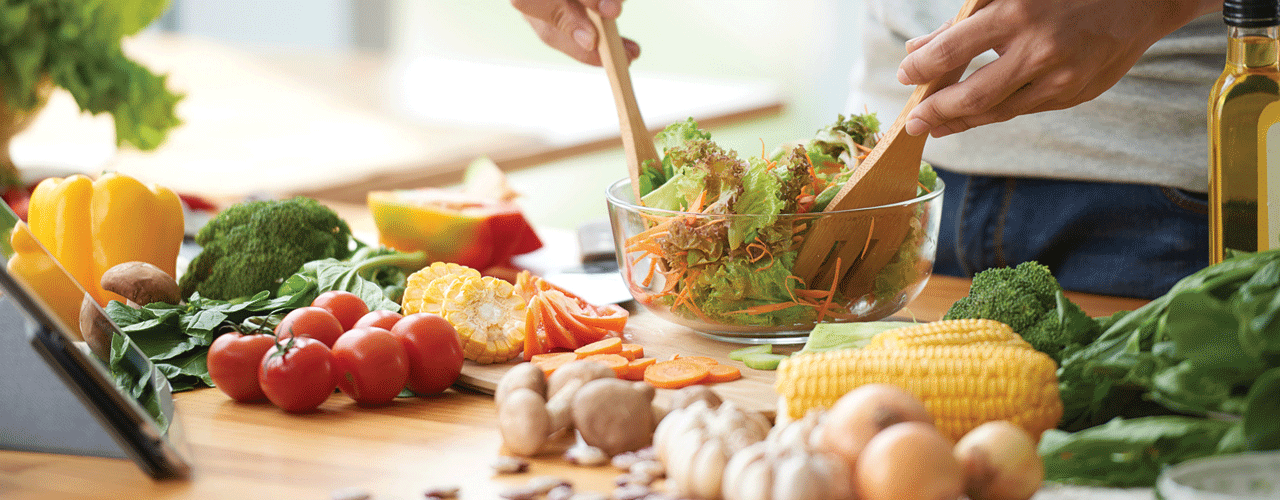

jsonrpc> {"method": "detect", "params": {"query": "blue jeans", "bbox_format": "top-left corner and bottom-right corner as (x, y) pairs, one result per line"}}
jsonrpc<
(933, 168), (1209, 300)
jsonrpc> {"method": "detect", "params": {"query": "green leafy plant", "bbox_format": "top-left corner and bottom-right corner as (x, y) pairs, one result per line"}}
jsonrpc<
(0, 0), (182, 185)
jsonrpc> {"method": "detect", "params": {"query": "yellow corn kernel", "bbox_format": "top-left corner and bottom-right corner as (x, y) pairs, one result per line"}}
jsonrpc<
(775, 343), (1062, 441)
(438, 275), (526, 364)
(866, 318), (1031, 350)
(402, 262), (481, 315)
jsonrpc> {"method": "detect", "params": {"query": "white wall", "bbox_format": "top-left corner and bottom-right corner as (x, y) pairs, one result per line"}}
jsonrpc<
(168, 0), (356, 50)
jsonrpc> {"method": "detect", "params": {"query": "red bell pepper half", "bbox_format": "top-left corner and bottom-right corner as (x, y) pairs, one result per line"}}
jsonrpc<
(367, 188), (542, 271)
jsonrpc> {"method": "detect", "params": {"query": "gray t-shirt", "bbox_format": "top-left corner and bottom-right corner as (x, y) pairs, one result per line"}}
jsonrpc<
(846, 1), (1224, 192)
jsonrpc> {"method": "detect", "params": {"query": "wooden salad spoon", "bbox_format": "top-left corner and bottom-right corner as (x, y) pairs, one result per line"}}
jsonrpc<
(587, 10), (661, 202)
(792, 0), (987, 296)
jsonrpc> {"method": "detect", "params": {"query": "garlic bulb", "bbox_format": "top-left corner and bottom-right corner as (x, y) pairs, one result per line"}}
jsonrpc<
(653, 400), (771, 499)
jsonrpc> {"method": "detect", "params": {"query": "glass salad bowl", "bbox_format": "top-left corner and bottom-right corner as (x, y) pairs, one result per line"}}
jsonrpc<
(1157, 452), (1280, 500)
(606, 177), (944, 343)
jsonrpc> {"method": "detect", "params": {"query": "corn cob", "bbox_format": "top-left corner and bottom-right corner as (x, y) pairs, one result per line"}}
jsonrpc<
(775, 343), (1062, 441)
(438, 275), (526, 364)
(865, 318), (1031, 350)
(402, 262), (481, 315)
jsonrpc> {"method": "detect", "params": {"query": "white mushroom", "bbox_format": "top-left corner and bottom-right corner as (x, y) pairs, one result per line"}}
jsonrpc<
(498, 387), (551, 456)
(495, 362), (547, 408)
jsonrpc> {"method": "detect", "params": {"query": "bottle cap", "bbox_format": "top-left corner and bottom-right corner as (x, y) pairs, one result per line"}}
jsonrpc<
(1225, 0), (1280, 27)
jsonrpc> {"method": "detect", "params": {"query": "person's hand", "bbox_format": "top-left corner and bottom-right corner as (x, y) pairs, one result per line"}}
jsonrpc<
(511, 0), (641, 66)
(896, 0), (1220, 138)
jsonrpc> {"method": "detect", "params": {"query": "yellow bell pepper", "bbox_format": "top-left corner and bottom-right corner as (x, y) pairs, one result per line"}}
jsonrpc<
(6, 222), (89, 339)
(23, 172), (184, 306)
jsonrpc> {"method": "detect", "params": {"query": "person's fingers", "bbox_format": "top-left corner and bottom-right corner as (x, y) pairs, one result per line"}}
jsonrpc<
(514, 0), (637, 65)
(903, 52), (1043, 136)
(927, 81), (1053, 137)
(904, 20), (951, 54)
(523, 13), (603, 65)
(897, 10), (1008, 86)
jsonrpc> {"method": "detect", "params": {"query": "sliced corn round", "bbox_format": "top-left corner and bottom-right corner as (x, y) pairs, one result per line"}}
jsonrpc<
(402, 262), (481, 315)
(439, 275), (526, 364)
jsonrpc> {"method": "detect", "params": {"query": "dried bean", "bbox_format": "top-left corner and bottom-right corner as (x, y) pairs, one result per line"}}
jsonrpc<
(422, 485), (459, 498)
(612, 483), (651, 500)
(526, 475), (572, 495)
(330, 487), (371, 500)
(491, 456), (530, 474)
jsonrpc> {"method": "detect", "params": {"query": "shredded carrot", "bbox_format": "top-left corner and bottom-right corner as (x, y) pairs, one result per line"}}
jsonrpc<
(574, 337), (623, 357)
(918, 180), (931, 194)
(643, 359), (711, 389)
(813, 257), (842, 323)
(581, 353), (630, 377)
(859, 218), (876, 261)
(691, 189), (708, 212)
(625, 218), (676, 248)
(705, 364), (742, 383)
(804, 150), (821, 196)
(793, 288), (834, 299)
(728, 301), (804, 315)
(855, 142), (873, 153)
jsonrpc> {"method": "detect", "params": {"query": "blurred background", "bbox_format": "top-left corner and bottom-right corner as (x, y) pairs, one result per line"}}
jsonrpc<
(12, 0), (865, 232)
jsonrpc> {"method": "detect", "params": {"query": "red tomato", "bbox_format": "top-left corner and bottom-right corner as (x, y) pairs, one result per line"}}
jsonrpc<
(275, 306), (344, 347)
(332, 326), (410, 406)
(390, 313), (464, 395)
(207, 331), (277, 402)
(311, 290), (370, 331)
(258, 337), (338, 413)
(354, 309), (404, 330)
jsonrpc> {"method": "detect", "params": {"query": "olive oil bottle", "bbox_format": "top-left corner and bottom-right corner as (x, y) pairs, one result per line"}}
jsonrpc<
(1209, 0), (1280, 263)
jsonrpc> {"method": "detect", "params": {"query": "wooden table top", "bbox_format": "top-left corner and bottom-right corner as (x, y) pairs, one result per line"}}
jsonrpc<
(0, 275), (1149, 500)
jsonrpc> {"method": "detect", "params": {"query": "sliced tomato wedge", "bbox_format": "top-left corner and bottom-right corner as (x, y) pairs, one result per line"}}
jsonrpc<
(523, 296), (549, 361)
(517, 271), (631, 357)
(535, 295), (578, 351)
(543, 290), (612, 347)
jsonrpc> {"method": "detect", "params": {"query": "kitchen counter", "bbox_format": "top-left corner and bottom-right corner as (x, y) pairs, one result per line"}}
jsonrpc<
(0, 275), (1153, 500)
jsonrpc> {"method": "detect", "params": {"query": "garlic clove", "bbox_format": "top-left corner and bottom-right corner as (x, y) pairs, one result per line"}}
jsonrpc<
(722, 442), (768, 500)
(690, 438), (729, 499)
(771, 454), (826, 500)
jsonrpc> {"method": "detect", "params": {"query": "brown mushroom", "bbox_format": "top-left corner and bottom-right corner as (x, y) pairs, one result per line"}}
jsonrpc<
(571, 379), (656, 456)
(78, 295), (114, 360)
(100, 261), (181, 306)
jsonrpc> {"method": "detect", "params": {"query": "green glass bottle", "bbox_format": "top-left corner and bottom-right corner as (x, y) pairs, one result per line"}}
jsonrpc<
(1209, 0), (1280, 263)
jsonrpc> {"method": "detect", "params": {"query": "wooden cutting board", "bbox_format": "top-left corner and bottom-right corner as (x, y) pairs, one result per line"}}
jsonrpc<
(455, 307), (800, 417)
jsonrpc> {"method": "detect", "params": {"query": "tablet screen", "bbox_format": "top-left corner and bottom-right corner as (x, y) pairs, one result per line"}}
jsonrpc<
(0, 198), (192, 479)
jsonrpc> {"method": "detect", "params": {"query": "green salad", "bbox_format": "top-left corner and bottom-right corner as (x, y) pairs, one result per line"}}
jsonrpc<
(622, 115), (937, 328)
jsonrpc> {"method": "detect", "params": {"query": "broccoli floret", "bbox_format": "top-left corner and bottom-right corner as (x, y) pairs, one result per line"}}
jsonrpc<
(179, 196), (353, 300)
(942, 261), (1100, 363)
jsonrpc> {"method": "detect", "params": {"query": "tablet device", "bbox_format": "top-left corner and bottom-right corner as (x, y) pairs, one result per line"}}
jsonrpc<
(0, 201), (192, 479)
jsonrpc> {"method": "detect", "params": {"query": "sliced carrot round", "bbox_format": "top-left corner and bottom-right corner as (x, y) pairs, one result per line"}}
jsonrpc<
(619, 343), (644, 361)
(581, 353), (630, 377)
(623, 357), (655, 381)
(575, 337), (623, 356)
(529, 352), (580, 377)
(644, 359), (711, 389)
(671, 354), (719, 368)
(705, 364), (742, 383)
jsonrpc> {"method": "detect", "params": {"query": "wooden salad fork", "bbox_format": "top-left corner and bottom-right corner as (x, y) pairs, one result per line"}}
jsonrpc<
(587, 9), (661, 202)
(792, 0), (987, 296)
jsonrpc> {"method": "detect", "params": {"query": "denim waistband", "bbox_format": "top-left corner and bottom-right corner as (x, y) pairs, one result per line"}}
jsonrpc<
(932, 168), (1208, 299)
